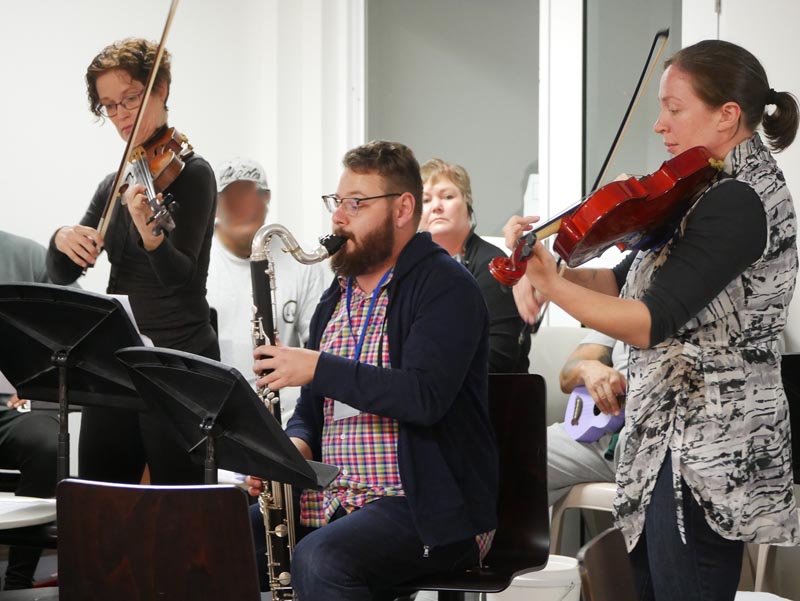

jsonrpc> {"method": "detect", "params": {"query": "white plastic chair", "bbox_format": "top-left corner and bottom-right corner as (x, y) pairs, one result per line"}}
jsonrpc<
(550, 482), (617, 555)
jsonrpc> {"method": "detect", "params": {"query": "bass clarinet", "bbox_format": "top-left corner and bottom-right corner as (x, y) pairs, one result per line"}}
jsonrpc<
(250, 223), (345, 600)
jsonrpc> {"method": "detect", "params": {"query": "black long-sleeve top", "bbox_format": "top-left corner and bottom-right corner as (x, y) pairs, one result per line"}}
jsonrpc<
(47, 152), (218, 355)
(461, 232), (531, 372)
(612, 178), (767, 346)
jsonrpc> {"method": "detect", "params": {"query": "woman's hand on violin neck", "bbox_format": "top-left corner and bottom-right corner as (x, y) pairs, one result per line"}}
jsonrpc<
(512, 280), (545, 324)
(55, 225), (103, 268)
(522, 239), (560, 295)
(123, 183), (164, 251)
(503, 215), (540, 251)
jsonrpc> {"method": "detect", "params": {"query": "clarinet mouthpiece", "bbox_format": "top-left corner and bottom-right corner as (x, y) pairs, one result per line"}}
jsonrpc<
(319, 234), (346, 257)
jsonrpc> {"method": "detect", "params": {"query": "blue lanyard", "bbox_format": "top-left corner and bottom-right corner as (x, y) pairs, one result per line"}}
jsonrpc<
(346, 269), (392, 362)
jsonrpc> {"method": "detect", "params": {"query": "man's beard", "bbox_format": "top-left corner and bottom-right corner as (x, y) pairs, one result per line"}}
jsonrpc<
(331, 211), (395, 278)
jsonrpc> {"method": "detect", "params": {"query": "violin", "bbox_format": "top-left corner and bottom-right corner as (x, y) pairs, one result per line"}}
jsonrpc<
(122, 126), (194, 236)
(489, 146), (724, 287)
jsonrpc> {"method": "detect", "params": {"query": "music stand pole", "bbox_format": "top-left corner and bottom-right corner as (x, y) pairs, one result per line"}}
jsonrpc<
(54, 350), (70, 483)
(201, 417), (217, 485)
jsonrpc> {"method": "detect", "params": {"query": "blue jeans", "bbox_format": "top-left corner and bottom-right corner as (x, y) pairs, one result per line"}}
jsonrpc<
(630, 452), (744, 601)
(250, 496), (479, 600)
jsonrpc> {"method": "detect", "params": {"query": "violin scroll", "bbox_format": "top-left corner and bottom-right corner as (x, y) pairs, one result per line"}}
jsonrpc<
(488, 231), (537, 287)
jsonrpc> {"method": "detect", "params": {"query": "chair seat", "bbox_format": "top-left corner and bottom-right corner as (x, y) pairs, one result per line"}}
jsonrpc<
(408, 562), (547, 594)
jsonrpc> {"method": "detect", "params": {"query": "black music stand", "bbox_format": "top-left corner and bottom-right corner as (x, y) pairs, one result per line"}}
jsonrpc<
(0, 283), (146, 482)
(115, 346), (339, 488)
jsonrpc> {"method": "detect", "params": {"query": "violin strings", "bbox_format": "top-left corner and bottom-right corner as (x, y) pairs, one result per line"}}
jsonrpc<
(132, 159), (158, 208)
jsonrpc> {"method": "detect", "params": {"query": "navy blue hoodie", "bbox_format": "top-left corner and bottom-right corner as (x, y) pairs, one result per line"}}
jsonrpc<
(286, 231), (499, 547)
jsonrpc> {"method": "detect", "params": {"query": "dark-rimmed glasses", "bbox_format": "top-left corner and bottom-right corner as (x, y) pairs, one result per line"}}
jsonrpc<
(322, 193), (401, 216)
(98, 89), (146, 118)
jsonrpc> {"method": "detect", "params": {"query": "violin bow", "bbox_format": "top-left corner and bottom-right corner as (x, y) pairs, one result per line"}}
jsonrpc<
(96, 0), (181, 240)
(531, 28), (670, 333)
(590, 29), (669, 191)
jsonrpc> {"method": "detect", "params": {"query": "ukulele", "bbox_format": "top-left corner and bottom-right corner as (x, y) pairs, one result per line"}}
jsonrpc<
(563, 386), (625, 442)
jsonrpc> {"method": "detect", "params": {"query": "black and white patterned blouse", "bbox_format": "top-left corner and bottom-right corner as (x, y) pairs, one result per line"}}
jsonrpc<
(615, 133), (800, 549)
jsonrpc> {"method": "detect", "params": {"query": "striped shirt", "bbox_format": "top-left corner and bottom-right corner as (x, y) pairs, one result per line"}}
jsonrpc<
(300, 271), (495, 559)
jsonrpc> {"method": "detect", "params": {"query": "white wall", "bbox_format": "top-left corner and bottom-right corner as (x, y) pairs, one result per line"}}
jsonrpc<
(538, 0), (584, 327)
(0, 0), (360, 293)
(365, 0), (539, 238)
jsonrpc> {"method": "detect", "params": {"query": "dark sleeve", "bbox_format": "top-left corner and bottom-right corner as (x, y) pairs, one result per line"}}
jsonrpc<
(144, 157), (217, 288)
(284, 381), (322, 460)
(612, 252), (636, 291)
(641, 180), (767, 345)
(472, 253), (527, 373)
(46, 174), (114, 286)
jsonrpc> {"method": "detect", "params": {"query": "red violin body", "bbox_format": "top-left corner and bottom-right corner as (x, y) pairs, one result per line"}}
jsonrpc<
(490, 146), (722, 286)
(555, 146), (721, 266)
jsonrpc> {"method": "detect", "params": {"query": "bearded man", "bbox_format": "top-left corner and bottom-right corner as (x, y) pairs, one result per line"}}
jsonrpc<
(245, 140), (498, 600)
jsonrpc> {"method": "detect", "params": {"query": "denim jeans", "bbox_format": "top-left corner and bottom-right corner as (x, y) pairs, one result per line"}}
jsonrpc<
(630, 452), (744, 601)
(251, 495), (479, 600)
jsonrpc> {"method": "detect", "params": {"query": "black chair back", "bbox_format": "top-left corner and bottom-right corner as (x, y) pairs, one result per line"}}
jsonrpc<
(55, 479), (260, 601)
(401, 373), (550, 599)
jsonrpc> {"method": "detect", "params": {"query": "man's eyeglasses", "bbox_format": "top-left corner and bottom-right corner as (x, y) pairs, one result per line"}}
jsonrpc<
(98, 89), (146, 118)
(322, 193), (401, 216)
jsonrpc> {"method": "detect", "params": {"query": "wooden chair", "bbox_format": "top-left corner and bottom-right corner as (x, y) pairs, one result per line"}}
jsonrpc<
(576, 527), (637, 601)
(401, 373), (550, 600)
(54, 479), (260, 601)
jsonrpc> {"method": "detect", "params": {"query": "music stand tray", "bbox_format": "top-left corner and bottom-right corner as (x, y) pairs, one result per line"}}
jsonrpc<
(115, 346), (339, 489)
(0, 283), (147, 481)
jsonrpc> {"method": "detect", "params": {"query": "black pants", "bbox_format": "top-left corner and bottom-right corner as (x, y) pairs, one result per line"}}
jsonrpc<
(77, 405), (205, 484)
(78, 338), (219, 485)
(0, 407), (58, 589)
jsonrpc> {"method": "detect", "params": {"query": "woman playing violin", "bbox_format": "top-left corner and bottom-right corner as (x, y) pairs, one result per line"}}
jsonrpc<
(506, 40), (799, 601)
(46, 38), (217, 485)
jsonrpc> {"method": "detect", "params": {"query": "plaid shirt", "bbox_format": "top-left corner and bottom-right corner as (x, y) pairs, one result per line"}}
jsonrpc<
(299, 270), (494, 559)
(300, 271), (401, 527)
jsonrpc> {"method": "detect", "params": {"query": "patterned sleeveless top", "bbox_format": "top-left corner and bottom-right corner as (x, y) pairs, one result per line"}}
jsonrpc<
(615, 133), (800, 550)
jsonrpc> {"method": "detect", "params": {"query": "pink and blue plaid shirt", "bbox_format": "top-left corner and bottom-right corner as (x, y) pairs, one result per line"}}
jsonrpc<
(300, 271), (494, 559)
